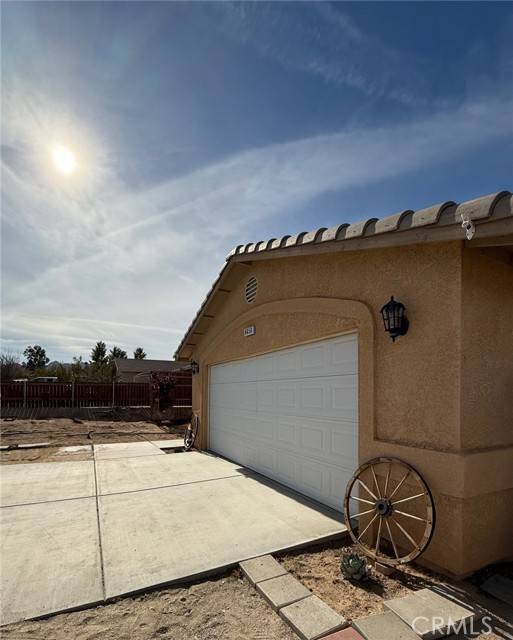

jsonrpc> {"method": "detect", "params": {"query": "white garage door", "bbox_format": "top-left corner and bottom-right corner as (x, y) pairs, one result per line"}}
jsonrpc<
(209, 333), (358, 512)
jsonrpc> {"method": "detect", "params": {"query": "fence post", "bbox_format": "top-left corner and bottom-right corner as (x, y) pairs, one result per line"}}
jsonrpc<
(112, 380), (115, 408)
(71, 381), (75, 408)
(23, 380), (27, 408)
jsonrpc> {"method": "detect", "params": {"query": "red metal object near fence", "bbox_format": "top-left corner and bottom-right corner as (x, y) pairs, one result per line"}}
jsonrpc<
(150, 371), (192, 421)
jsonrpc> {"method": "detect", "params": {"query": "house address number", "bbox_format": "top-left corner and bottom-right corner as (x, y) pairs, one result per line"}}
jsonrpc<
(244, 325), (256, 337)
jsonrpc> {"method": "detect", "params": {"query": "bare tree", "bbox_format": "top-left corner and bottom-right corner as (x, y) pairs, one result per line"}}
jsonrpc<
(0, 351), (26, 381)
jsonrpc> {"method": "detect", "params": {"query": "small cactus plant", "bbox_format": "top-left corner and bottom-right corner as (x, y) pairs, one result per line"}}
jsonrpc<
(341, 552), (369, 582)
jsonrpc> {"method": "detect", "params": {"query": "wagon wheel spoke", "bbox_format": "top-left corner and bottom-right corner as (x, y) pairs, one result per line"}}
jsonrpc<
(375, 516), (383, 555)
(356, 477), (378, 501)
(388, 470), (410, 500)
(385, 518), (399, 559)
(394, 509), (428, 523)
(371, 465), (382, 498)
(391, 516), (419, 550)
(349, 496), (374, 505)
(352, 507), (376, 519)
(391, 492), (427, 506)
(383, 463), (391, 497)
(357, 512), (379, 541)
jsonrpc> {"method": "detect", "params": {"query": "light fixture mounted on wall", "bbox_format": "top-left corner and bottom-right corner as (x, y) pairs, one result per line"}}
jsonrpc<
(380, 296), (409, 342)
(190, 360), (200, 375)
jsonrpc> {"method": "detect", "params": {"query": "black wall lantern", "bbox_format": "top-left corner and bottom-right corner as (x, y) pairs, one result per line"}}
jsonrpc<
(190, 360), (199, 375)
(380, 296), (409, 342)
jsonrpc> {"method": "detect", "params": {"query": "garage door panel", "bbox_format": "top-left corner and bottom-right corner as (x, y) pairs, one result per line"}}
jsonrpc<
(300, 425), (324, 452)
(209, 334), (358, 512)
(277, 418), (297, 446)
(212, 377), (357, 421)
(331, 427), (358, 459)
(257, 381), (275, 408)
(211, 334), (357, 384)
(277, 453), (296, 481)
(212, 406), (356, 469)
(276, 382), (297, 410)
(257, 447), (276, 473)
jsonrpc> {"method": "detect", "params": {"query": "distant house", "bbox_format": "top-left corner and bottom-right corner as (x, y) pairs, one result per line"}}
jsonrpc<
(113, 359), (188, 383)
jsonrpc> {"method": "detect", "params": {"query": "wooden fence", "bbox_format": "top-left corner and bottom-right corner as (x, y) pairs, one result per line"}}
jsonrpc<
(0, 382), (152, 409)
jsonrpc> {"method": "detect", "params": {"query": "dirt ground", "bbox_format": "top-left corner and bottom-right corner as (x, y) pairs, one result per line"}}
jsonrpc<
(0, 417), (187, 464)
(1, 570), (296, 640)
(1, 419), (511, 639)
(279, 540), (513, 639)
(1, 536), (511, 640)
(2, 542), (511, 640)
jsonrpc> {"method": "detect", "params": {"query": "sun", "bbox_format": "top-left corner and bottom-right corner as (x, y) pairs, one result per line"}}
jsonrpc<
(52, 144), (77, 174)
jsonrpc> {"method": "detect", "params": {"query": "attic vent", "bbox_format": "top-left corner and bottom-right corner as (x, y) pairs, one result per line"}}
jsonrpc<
(245, 277), (258, 304)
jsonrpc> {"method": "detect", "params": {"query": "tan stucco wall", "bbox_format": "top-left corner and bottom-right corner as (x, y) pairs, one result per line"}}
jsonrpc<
(461, 247), (513, 449)
(187, 241), (513, 577)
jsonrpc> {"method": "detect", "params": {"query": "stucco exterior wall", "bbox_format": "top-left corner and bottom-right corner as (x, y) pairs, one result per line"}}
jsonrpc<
(461, 248), (513, 449)
(188, 241), (513, 577)
(458, 247), (513, 573)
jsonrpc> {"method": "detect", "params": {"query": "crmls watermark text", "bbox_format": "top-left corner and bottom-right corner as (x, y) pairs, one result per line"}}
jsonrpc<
(412, 615), (493, 637)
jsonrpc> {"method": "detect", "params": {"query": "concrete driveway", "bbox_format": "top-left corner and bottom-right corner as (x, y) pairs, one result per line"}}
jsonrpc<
(0, 441), (346, 625)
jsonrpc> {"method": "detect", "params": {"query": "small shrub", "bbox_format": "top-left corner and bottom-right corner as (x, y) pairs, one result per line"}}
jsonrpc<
(341, 551), (369, 582)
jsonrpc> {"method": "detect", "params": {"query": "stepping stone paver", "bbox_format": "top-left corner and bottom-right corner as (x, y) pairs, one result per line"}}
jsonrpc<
(240, 554), (288, 585)
(384, 588), (476, 640)
(481, 575), (513, 607)
(320, 627), (365, 639)
(256, 573), (311, 611)
(279, 594), (347, 640)
(353, 611), (420, 640)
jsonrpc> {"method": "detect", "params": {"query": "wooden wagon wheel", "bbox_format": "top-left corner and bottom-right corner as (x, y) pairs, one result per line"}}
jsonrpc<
(343, 457), (435, 566)
(183, 414), (199, 451)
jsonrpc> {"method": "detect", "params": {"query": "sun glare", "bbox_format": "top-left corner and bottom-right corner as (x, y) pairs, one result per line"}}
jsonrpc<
(52, 145), (77, 174)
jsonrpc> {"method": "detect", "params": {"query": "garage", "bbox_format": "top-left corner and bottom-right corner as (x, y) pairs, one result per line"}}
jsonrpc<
(175, 190), (513, 577)
(208, 333), (358, 511)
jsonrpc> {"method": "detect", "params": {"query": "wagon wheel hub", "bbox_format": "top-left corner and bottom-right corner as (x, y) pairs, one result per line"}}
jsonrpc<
(375, 498), (393, 517)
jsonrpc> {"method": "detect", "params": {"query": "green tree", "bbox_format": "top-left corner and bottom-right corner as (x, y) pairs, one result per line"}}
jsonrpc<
(90, 341), (108, 365)
(133, 347), (147, 360)
(71, 356), (87, 381)
(109, 346), (127, 362)
(23, 345), (49, 371)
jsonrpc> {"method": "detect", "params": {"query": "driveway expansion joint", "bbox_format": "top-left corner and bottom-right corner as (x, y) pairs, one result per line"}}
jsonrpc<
(92, 443), (107, 601)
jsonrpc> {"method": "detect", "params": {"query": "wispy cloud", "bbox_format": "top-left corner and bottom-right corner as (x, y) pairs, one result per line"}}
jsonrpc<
(2, 78), (512, 361)
(212, 2), (429, 105)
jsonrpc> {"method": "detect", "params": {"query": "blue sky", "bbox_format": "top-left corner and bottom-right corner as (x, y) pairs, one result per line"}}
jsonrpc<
(2, 2), (512, 362)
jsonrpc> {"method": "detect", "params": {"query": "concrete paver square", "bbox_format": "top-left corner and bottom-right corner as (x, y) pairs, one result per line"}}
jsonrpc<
(99, 474), (345, 598)
(384, 588), (476, 640)
(279, 595), (347, 640)
(0, 460), (95, 507)
(256, 573), (311, 610)
(353, 611), (420, 639)
(94, 441), (164, 460)
(240, 555), (288, 585)
(0, 497), (103, 625)
(97, 451), (243, 495)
